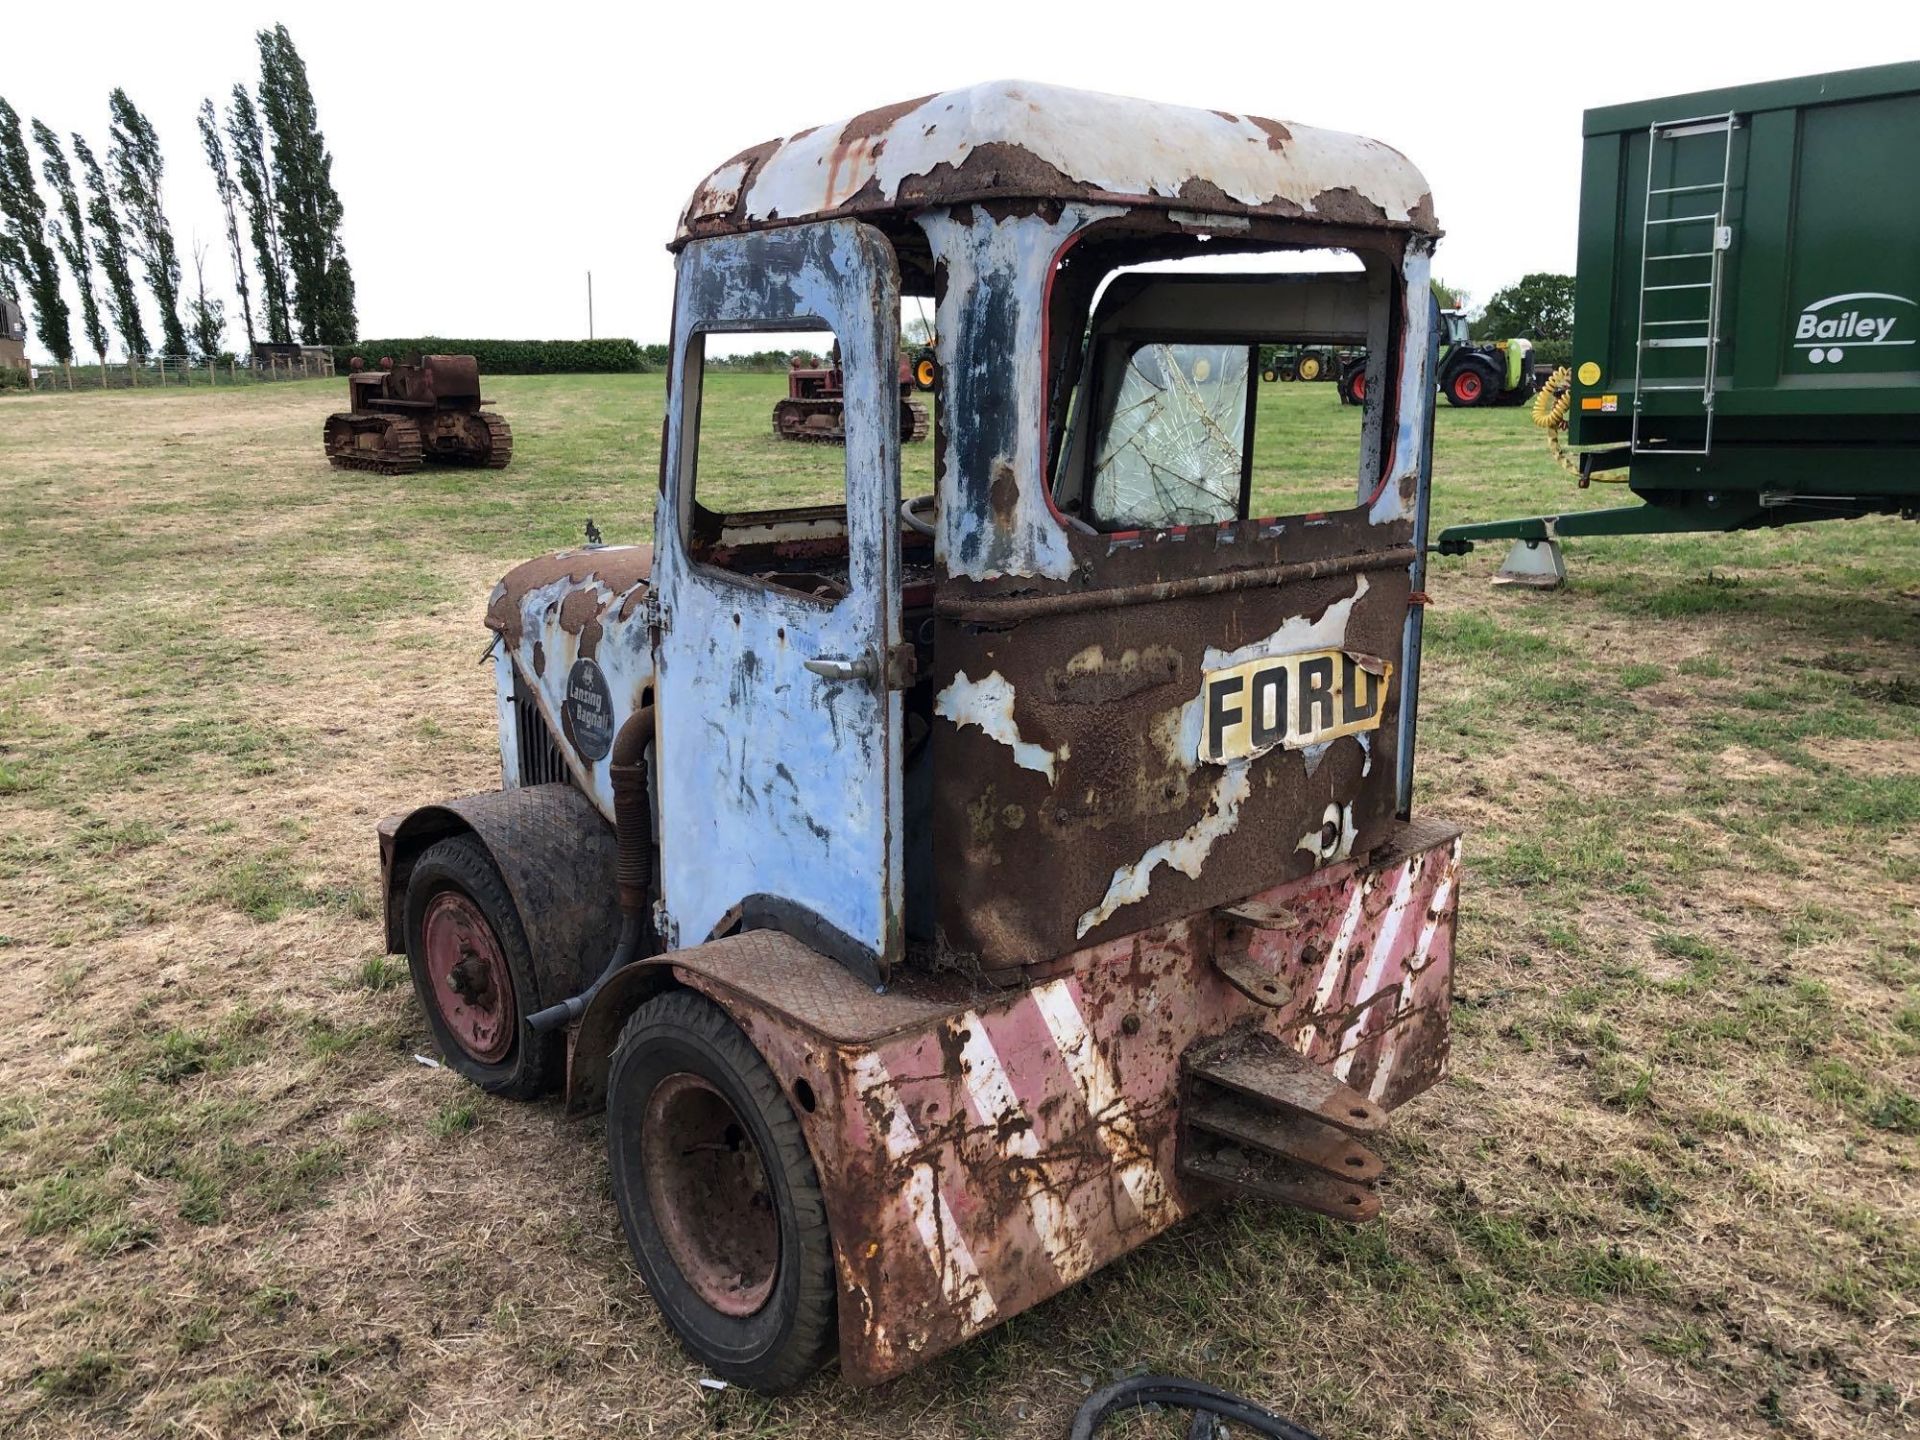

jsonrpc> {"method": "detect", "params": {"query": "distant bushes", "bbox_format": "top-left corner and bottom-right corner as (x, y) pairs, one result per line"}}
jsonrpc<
(330, 338), (661, 374)
(1532, 338), (1573, 371)
(0, 367), (30, 392)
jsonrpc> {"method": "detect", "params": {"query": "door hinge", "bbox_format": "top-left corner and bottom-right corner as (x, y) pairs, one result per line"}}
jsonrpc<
(641, 591), (664, 635)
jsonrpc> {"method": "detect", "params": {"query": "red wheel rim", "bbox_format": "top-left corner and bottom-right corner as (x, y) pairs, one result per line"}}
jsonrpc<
(1455, 371), (1482, 402)
(1353, 373), (1367, 400)
(642, 1073), (779, 1316)
(422, 891), (516, 1063)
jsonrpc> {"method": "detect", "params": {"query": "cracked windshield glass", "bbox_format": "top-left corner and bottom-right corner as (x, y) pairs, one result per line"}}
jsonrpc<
(1092, 342), (1247, 528)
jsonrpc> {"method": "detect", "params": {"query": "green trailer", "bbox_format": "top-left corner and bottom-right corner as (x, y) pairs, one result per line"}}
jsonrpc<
(1439, 61), (1920, 583)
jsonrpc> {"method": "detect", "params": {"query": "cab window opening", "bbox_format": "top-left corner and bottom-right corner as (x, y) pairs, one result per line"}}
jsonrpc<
(682, 326), (854, 605)
(1047, 237), (1395, 533)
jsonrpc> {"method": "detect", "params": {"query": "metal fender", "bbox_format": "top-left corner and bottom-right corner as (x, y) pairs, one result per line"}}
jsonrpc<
(377, 784), (621, 1012)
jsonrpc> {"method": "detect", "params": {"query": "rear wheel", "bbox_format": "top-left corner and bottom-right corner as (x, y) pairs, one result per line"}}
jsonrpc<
(912, 352), (937, 391)
(1445, 362), (1496, 407)
(607, 991), (837, 1391)
(1339, 366), (1368, 407)
(1296, 351), (1325, 382)
(404, 835), (556, 1098)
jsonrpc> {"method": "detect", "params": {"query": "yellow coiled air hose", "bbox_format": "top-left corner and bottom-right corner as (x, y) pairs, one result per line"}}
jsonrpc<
(1531, 365), (1625, 485)
(1530, 366), (1581, 479)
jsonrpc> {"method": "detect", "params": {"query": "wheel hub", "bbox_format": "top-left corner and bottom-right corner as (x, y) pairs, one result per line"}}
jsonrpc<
(642, 1072), (779, 1316)
(421, 891), (515, 1063)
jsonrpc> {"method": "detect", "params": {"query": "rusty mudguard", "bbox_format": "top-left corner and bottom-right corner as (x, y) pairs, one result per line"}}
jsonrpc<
(378, 784), (622, 1017)
(633, 817), (1458, 1386)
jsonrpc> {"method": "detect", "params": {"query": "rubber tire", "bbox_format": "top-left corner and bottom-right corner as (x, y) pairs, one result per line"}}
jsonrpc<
(1260, 367), (1279, 383)
(607, 990), (837, 1391)
(403, 834), (557, 1099)
(1296, 351), (1325, 382)
(1339, 366), (1367, 407)
(1445, 361), (1498, 408)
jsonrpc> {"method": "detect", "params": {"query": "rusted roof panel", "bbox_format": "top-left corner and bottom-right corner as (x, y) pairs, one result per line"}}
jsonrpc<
(676, 80), (1438, 246)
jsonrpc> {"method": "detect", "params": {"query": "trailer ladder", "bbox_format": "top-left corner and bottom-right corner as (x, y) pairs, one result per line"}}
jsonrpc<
(1631, 112), (1738, 457)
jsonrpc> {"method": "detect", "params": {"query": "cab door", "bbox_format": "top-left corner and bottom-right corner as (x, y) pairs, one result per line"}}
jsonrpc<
(653, 222), (904, 983)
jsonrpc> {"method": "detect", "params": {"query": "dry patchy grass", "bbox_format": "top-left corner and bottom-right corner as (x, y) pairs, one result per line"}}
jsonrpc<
(0, 374), (1915, 1439)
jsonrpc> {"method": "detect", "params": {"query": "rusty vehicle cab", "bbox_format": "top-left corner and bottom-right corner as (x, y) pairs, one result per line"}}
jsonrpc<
(377, 81), (1458, 1392)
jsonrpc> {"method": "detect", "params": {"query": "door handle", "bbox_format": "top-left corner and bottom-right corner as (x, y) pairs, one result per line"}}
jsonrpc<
(804, 655), (874, 682)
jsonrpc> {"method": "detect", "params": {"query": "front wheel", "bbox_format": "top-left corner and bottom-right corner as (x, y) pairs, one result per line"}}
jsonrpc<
(404, 835), (557, 1098)
(1445, 362), (1497, 407)
(607, 991), (837, 1391)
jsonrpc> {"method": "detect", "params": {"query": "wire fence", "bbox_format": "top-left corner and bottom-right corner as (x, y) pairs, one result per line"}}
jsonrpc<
(25, 351), (338, 392)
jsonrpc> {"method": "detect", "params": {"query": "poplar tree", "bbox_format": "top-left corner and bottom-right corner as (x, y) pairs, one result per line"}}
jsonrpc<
(197, 99), (255, 351)
(107, 87), (188, 358)
(0, 98), (71, 363)
(256, 25), (354, 343)
(34, 120), (109, 366)
(186, 241), (225, 361)
(73, 133), (147, 361)
(226, 86), (290, 344)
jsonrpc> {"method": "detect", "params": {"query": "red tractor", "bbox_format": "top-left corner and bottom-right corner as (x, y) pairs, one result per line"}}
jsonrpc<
(773, 350), (931, 443)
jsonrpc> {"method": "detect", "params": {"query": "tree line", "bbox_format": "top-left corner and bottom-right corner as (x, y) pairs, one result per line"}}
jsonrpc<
(0, 24), (354, 368)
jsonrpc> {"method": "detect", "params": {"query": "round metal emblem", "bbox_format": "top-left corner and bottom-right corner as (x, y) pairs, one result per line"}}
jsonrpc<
(562, 657), (615, 761)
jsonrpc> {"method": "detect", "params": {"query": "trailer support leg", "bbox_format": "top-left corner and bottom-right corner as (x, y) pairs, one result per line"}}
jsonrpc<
(1493, 537), (1567, 589)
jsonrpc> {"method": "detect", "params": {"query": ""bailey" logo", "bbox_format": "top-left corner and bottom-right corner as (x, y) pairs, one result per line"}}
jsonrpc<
(1794, 291), (1916, 365)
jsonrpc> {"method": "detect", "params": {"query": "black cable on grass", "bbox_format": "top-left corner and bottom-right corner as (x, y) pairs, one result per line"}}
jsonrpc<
(1068, 1375), (1325, 1440)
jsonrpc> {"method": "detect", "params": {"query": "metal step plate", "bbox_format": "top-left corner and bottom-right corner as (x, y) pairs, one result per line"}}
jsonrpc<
(1184, 1029), (1389, 1137)
(1185, 1092), (1383, 1184)
(1180, 1141), (1381, 1222)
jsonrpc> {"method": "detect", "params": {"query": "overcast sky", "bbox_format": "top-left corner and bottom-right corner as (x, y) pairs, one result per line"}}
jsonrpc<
(9, 1), (1919, 362)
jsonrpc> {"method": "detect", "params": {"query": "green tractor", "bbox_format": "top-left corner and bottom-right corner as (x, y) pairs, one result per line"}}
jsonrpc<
(1338, 307), (1537, 408)
(1258, 343), (1347, 383)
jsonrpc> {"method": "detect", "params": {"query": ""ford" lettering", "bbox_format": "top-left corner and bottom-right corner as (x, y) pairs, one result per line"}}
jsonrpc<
(1200, 648), (1391, 764)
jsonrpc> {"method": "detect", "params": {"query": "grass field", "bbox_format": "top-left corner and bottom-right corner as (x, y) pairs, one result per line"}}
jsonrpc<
(0, 372), (1915, 1439)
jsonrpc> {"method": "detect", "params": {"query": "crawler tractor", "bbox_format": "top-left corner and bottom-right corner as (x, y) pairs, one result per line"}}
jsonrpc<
(378, 81), (1460, 1393)
(324, 354), (512, 473)
(773, 350), (931, 442)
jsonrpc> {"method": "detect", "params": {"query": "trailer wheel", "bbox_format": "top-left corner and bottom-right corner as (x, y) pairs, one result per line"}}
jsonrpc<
(1446, 362), (1496, 407)
(607, 991), (837, 1391)
(404, 835), (557, 1099)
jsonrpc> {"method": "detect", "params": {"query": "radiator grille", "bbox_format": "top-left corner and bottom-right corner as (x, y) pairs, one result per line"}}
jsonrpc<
(514, 679), (570, 787)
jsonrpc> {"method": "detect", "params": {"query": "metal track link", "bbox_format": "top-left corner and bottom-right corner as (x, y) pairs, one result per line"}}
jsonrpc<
(325, 414), (424, 475)
(772, 397), (845, 443)
(480, 411), (513, 468)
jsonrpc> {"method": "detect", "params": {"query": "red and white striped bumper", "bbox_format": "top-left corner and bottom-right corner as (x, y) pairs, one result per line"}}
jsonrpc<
(672, 817), (1461, 1385)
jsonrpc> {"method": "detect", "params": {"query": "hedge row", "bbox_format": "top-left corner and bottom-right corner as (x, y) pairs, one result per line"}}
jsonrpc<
(330, 338), (666, 375)
(1531, 338), (1573, 371)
